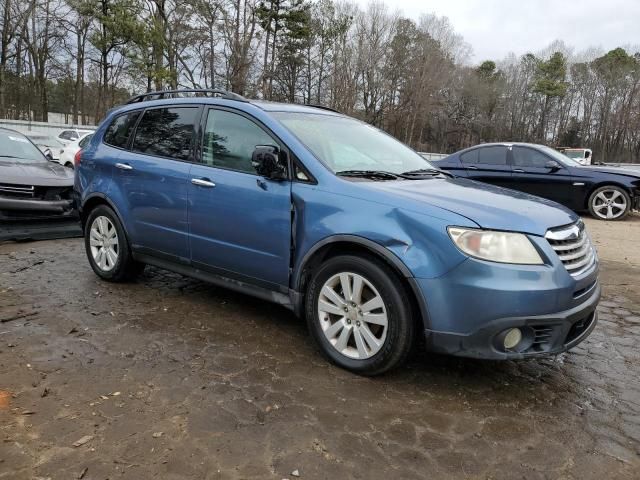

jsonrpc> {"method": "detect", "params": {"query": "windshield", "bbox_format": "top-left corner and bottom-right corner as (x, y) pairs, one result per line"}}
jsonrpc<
(538, 145), (583, 167)
(273, 112), (433, 175)
(564, 150), (584, 159)
(0, 130), (46, 163)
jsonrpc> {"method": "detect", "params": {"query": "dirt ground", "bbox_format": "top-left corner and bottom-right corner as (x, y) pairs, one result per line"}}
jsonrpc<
(1, 215), (639, 480)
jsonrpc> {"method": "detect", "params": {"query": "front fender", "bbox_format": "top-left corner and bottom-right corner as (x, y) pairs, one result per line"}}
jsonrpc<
(290, 185), (474, 285)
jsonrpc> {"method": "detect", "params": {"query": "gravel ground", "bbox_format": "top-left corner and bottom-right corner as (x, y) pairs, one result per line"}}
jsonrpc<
(1, 214), (639, 479)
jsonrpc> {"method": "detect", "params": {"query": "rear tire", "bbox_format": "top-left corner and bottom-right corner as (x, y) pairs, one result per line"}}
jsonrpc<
(588, 185), (630, 220)
(84, 205), (144, 282)
(305, 254), (415, 376)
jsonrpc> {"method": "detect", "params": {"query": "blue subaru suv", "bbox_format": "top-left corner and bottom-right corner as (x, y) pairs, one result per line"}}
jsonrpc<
(75, 89), (600, 375)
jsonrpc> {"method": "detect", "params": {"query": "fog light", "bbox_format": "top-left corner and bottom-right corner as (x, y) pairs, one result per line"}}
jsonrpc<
(503, 328), (522, 350)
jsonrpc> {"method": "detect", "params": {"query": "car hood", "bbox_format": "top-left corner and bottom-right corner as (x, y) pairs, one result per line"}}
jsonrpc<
(0, 159), (74, 187)
(367, 177), (577, 236)
(576, 165), (640, 178)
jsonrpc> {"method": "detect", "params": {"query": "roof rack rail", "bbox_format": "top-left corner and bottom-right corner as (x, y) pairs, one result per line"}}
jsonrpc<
(126, 88), (248, 104)
(305, 104), (341, 113)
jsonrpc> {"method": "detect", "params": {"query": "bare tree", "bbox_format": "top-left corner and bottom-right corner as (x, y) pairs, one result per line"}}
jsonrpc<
(0, 0), (638, 162)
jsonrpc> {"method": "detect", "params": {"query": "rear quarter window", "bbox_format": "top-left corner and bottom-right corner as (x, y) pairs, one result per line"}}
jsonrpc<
(103, 111), (141, 149)
(79, 134), (93, 148)
(477, 146), (507, 165)
(460, 149), (478, 164)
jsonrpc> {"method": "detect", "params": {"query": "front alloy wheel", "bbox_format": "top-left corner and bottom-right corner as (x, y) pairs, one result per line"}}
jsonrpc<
(318, 272), (388, 360)
(306, 254), (415, 376)
(588, 186), (630, 220)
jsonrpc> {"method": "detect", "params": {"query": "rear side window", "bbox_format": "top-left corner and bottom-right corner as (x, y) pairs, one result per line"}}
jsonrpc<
(460, 149), (478, 164)
(103, 111), (141, 149)
(59, 130), (76, 140)
(477, 146), (507, 165)
(132, 107), (198, 161)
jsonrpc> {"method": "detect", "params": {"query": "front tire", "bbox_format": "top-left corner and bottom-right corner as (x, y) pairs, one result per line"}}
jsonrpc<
(84, 205), (144, 282)
(588, 186), (630, 220)
(305, 254), (415, 376)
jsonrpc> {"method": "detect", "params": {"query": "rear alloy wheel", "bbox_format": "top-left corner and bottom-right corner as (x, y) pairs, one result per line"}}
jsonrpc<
(85, 205), (144, 281)
(588, 186), (630, 220)
(306, 255), (415, 376)
(89, 216), (119, 272)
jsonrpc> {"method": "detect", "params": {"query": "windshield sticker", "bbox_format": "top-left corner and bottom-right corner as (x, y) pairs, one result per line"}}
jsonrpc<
(8, 136), (29, 143)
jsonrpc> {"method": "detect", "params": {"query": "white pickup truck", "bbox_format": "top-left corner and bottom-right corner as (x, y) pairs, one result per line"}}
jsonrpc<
(561, 148), (593, 165)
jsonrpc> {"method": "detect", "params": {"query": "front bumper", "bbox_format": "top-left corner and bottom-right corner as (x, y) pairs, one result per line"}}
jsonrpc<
(415, 230), (600, 360)
(0, 195), (81, 241)
(0, 197), (75, 215)
(424, 282), (600, 359)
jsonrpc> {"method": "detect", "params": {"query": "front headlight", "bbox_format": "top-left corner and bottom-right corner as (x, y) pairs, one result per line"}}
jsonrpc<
(448, 227), (543, 265)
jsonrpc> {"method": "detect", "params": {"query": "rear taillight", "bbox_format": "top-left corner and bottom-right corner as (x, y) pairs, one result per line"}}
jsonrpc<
(74, 149), (82, 167)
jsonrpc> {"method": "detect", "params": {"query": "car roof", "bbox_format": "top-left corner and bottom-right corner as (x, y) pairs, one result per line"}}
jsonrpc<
(467, 142), (544, 148)
(249, 100), (340, 114)
(455, 142), (553, 154)
(109, 96), (341, 118)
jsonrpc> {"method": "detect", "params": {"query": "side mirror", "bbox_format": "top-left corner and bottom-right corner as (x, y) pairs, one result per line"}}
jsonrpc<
(545, 160), (560, 172)
(252, 145), (287, 180)
(43, 148), (54, 161)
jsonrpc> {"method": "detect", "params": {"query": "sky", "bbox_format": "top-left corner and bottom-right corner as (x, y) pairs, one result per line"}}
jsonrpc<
(353, 0), (640, 63)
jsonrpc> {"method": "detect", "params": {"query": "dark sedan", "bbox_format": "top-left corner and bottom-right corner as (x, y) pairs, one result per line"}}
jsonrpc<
(0, 128), (81, 241)
(432, 143), (640, 220)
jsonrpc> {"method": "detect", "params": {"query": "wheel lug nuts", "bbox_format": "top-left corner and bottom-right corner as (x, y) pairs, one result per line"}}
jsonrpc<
(343, 306), (349, 312)
(346, 319), (351, 324)
(356, 321), (361, 327)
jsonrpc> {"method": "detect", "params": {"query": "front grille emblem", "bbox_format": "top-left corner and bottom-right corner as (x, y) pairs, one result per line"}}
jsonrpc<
(545, 221), (595, 277)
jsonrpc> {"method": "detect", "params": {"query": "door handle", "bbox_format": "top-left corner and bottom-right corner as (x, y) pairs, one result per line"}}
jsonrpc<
(467, 165), (478, 170)
(191, 178), (216, 188)
(513, 168), (525, 173)
(115, 163), (133, 171)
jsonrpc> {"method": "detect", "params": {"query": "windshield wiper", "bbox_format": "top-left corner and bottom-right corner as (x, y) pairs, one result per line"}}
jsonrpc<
(0, 155), (19, 159)
(401, 168), (452, 178)
(336, 170), (403, 180)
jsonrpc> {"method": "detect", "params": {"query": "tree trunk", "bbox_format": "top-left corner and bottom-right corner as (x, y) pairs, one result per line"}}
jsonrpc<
(73, 29), (85, 125)
(209, 24), (216, 88)
(262, 21), (270, 97)
(0, 0), (11, 118)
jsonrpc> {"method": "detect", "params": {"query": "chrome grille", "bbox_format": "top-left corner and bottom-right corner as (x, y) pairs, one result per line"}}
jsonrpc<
(0, 183), (35, 197)
(545, 221), (595, 276)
